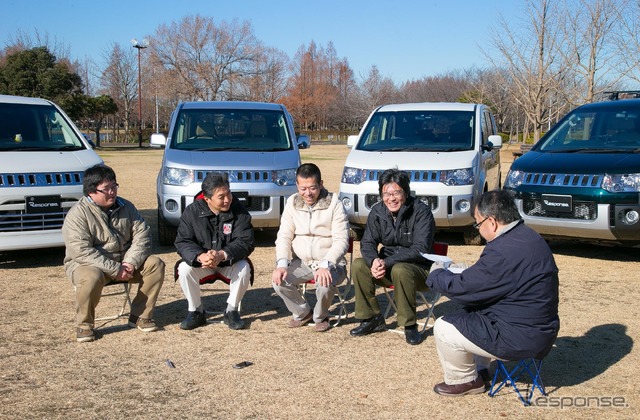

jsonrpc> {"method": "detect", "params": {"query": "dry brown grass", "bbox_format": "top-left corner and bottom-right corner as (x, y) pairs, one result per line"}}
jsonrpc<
(0, 145), (638, 419)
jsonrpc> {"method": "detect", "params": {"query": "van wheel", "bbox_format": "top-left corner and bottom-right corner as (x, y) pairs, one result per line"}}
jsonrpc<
(350, 228), (364, 241)
(158, 211), (177, 246)
(463, 228), (484, 246)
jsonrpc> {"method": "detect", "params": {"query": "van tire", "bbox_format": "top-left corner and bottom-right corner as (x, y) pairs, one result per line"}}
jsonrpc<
(463, 228), (484, 246)
(158, 211), (177, 246)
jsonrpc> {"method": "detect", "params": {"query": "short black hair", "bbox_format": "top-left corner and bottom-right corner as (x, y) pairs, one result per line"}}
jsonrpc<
(296, 163), (322, 184)
(378, 168), (410, 197)
(474, 190), (520, 224)
(83, 164), (116, 196)
(201, 172), (230, 198)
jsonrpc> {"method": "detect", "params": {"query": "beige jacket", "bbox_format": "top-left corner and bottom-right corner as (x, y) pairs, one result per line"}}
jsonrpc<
(62, 196), (152, 279)
(275, 189), (349, 267)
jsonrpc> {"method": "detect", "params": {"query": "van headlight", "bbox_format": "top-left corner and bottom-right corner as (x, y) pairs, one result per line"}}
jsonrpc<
(272, 168), (297, 186)
(440, 168), (474, 186)
(505, 170), (525, 188)
(342, 167), (367, 185)
(602, 173), (640, 193)
(163, 167), (194, 186)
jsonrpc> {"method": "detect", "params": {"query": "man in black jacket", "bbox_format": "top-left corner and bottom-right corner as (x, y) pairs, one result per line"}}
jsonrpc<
(427, 190), (559, 397)
(349, 168), (435, 345)
(175, 173), (255, 330)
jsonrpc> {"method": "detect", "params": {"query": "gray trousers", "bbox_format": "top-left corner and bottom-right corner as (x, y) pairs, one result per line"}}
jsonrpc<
(273, 259), (346, 323)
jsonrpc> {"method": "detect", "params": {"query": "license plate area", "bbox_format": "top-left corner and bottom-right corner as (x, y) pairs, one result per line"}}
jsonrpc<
(541, 194), (572, 213)
(25, 195), (62, 214)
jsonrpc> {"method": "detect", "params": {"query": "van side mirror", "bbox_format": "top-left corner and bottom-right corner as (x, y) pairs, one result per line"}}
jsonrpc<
(297, 134), (310, 149)
(347, 135), (358, 149)
(150, 133), (167, 148)
(484, 134), (503, 151)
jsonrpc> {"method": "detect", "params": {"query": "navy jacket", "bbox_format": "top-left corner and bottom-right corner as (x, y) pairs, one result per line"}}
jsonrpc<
(360, 196), (435, 270)
(427, 221), (559, 360)
(175, 197), (255, 267)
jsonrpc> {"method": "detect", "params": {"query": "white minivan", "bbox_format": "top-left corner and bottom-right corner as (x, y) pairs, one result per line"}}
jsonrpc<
(339, 102), (502, 244)
(0, 94), (103, 251)
(151, 101), (309, 246)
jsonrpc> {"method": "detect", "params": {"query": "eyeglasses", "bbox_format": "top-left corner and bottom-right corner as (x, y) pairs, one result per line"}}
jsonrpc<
(382, 190), (404, 200)
(95, 183), (119, 194)
(473, 216), (490, 230)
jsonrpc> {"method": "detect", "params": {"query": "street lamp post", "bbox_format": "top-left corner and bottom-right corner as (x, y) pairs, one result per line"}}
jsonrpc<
(132, 38), (149, 147)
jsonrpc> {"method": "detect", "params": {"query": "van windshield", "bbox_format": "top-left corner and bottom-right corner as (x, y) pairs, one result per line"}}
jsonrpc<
(538, 108), (640, 152)
(356, 111), (475, 152)
(0, 103), (85, 151)
(171, 109), (293, 151)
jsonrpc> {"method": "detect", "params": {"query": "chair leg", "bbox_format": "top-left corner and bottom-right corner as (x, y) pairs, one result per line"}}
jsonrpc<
(96, 283), (132, 322)
(489, 359), (545, 406)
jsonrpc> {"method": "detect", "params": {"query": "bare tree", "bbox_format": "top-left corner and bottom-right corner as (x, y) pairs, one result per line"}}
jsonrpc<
(151, 15), (259, 101)
(487, 0), (565, 142)
(613, 0), (640, 86)
(100, 43), (138, 142)
(559, 0), (626, 104)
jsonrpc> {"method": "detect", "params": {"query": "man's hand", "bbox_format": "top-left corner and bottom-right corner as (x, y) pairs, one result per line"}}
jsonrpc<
(314, 267), (332, 287)
(370, 258), (386, 279)
(272, 267), (287, 286)
(115, 262), (134, 281)
(197, 251), (216, 268)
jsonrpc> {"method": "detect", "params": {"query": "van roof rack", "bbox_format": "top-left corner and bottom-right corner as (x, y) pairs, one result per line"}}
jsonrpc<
(603, 90), (640, 100)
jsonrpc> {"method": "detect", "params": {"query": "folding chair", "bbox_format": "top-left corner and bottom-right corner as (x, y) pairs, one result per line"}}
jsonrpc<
(488, 358), (546, 406)
(173, 257), (254, 316)
(300, 234), (354, 326)
(95, 281), (132, 322)
(383, 241), (446, 333)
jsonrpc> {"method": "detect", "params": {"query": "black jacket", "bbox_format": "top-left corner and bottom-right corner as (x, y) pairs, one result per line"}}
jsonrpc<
(427, 221), (560, 360)
(175, 197), (255, 267)
(360, 196), (435, 270)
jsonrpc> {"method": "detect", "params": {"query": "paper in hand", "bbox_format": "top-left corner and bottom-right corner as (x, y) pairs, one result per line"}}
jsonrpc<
(421, 253), (466, 274)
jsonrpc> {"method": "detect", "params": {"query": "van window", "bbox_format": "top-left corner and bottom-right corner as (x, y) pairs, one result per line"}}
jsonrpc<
(539, 110), (640, 152)
(170, 109), (293, 151)
(356, 111), (475, 152)
(0, 103), (85, 151)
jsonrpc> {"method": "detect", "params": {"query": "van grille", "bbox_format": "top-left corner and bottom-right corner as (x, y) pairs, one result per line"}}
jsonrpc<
(0, 207), (72, 232)
(519, 172), (602, 188)
(195, 170), (271, 183)
(365, 194), (438, 211)
(0, 171), (83, 188)
(523, 197), (597, 220)
(363, 170), (442, 183)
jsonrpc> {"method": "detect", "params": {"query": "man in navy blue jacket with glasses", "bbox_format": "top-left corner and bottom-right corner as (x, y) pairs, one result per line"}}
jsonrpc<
(427, 190), (559, 397)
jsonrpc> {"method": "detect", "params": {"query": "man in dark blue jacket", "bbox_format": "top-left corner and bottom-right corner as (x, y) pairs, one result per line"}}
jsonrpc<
(427, 190), (559, 397)
(349, 168), (435, 345)
(175, 173), (255, 331)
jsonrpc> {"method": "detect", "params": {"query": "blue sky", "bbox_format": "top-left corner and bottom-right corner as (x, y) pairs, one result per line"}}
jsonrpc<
(2, 0), (524, 83)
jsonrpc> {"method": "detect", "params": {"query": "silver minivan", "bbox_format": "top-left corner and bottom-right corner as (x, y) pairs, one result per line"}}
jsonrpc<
(151, 101), (309, 245)
(339, 102), (502, 245)
(0, 94), (103, 251)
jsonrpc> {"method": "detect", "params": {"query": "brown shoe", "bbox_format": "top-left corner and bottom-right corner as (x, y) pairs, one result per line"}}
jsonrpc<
(287, 311), (312, 328)
(433, 376), (485, 397)
(315, 318), (331, 332)
(76, 327), (95, 343)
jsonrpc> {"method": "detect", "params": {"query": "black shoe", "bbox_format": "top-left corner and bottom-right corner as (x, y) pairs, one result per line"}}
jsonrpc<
(180, 311), (207, 330)
(223, 310), (245, 330)
(404, 325), (422, 345)
(350, 314), (386, 336)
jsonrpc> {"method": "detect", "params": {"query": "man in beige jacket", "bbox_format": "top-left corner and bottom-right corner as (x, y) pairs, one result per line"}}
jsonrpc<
(63, 164), (165, 343)
(272, 163), (350, 332)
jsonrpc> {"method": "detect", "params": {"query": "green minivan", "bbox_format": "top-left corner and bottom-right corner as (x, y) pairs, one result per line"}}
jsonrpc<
(504, 95), (640, 246)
